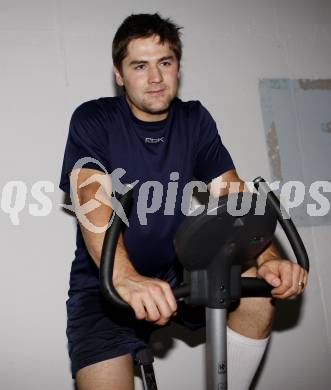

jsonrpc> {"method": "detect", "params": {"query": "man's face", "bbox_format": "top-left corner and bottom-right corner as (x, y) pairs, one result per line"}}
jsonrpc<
(114, 35), (180, 121)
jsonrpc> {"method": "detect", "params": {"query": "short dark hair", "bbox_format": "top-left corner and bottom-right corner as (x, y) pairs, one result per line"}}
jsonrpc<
(112, 13), (183, 73)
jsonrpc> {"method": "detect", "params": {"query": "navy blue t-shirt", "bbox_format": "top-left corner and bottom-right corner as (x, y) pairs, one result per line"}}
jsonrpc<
(59, 95), (235, 294)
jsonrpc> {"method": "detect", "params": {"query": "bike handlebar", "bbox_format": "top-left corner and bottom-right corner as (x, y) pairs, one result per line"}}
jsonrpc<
(253, 177), (309, 272)
(100, 178), (309, 310)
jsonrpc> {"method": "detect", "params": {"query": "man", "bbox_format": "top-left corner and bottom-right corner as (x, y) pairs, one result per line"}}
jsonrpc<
(59, 13), (308, 390)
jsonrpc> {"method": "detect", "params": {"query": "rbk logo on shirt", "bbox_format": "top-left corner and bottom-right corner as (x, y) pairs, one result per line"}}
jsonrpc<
(145, 137), (165, 143)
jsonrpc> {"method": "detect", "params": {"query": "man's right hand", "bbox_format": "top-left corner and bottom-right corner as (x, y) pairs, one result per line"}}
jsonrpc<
(113, 270), (178, 326)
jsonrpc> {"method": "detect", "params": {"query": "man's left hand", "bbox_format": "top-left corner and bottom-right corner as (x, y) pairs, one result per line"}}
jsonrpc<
(257, 259), (308, 299)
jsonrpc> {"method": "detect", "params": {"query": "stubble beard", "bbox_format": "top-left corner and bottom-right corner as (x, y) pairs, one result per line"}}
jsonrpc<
(141, 91), (176, 115)
(141, 100), (169, 115)
(126, 87), (177, 119)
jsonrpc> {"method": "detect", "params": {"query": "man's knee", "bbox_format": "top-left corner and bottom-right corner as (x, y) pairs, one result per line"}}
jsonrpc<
(227, 265), (275, 339)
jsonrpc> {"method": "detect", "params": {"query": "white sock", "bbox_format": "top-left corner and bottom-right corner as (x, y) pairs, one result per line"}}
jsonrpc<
(227, 326), (270, 390)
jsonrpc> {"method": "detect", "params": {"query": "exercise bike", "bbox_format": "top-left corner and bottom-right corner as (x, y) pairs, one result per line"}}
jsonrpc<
(100, 177), (309, 390)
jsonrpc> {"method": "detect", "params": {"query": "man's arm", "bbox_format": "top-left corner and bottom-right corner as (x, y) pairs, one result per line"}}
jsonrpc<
(207, 168), (308, 298)
(69, 168), (177, 325)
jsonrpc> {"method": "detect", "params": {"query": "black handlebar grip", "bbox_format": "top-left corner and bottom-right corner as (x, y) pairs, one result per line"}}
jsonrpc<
(253, 177), (310, 272)
(99, 186), (134, 310)
(240, 277), (273, 297)
(173, 284), (191, 299)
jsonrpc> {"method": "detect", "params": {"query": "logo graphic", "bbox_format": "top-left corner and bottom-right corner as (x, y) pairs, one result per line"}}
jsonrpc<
(62, 157), (139, 233)
(145, 137), (165, 143)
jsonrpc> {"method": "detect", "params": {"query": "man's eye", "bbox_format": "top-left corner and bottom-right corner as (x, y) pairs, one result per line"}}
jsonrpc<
(161, 61), (171, 67)
(135, 64), (145, 70)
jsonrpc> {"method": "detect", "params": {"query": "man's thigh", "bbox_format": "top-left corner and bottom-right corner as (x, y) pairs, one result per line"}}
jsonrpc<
(66, 290), (153, 380)
(76, 354), (134, 390)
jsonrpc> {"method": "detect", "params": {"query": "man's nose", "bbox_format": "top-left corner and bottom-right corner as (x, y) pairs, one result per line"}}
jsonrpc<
(148, 66), (163, 83)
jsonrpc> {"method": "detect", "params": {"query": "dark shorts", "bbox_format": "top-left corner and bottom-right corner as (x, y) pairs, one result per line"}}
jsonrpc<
(66, 265), (205, 378)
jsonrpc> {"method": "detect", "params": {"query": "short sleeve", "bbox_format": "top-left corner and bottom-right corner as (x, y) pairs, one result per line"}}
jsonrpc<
(59, 100), (111, 193)
(193, 103), (235, 184)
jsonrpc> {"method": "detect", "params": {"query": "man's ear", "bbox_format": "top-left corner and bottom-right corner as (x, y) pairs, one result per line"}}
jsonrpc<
(113, 66), (124, 87)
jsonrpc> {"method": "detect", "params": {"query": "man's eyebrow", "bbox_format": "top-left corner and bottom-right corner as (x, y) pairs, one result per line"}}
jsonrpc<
(158, 55), (175, 62)
(128, 55), (175, 66)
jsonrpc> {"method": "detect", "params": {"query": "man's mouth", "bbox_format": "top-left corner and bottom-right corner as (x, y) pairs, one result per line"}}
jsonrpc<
(146, 89), (166, 95)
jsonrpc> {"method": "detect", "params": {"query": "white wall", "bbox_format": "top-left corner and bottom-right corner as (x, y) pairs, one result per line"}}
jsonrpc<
(1, 0), (330, 389)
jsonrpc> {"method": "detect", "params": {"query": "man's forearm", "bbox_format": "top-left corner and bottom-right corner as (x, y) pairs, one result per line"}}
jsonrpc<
(256, 242), (280, 267)
(80, 218), (137, 279)
(72, 168), (137, 278)
(113, 233), (138, 281)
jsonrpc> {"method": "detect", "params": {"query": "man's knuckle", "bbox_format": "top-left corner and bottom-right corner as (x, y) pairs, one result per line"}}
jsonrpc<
(293, 263), (301, 272)
(150, 313), (160, 322)
(281, 261), (292, 269)
(135, 310), (145, 320)
(150, 284), (163, 295)
(131, 291), (143, 302)
(160, 281), (170, 291)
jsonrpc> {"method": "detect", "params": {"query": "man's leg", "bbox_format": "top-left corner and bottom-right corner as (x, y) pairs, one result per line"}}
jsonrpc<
(227, 266), (275, 339)
(76, 354), (134, 390)
(226, 266), (274, 389)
